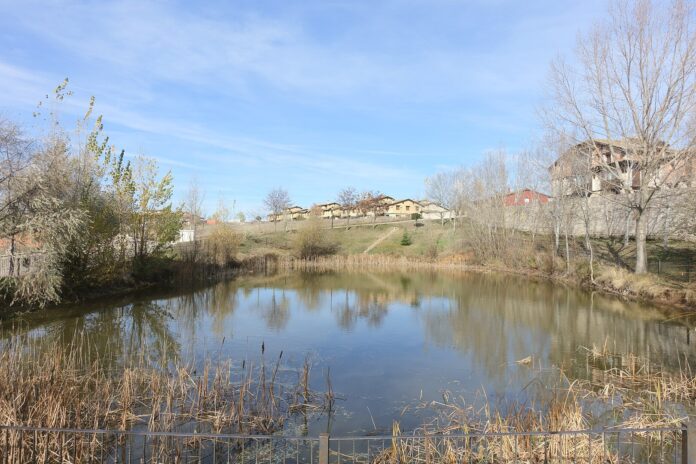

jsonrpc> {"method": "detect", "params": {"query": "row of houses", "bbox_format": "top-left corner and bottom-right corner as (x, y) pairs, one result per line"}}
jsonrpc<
(268, 196), (454, 222)
(267, 191), (554, 222)
(270, 137), (695, 224)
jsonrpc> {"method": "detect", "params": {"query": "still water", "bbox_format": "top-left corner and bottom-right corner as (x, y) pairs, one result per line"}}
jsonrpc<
(2, 270), (695, 435)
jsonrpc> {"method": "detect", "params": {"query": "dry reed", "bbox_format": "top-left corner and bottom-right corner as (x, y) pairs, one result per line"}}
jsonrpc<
(370, 346), (693, 464)
(0, 337), (328, 462)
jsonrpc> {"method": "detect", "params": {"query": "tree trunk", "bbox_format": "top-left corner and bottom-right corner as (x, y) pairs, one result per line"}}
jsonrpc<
(588, 237), (595, 283)
(623, 213), (631, 246)
(8, 234), (15, 276)
(564, 225), (570, 274)
(634, 210), (648, 274)
(662, 206), (670, 250)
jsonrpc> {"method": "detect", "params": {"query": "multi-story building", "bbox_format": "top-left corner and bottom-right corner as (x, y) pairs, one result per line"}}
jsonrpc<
(549, 138), (694, 197)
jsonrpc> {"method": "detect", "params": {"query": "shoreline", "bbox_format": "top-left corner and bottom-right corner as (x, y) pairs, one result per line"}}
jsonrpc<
(1, 252), (693, 319)
(269, 253), (696, 313)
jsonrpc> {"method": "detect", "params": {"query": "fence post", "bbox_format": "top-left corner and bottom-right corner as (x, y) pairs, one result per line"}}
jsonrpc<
(319, 433), (330, 464)
(683, 422), (696, 464)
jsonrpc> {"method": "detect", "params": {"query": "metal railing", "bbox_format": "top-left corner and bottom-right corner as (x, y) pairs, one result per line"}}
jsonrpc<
(327, 427), (686, 464)
(0, 424), (691, 463)
(0, 426), (319, 464)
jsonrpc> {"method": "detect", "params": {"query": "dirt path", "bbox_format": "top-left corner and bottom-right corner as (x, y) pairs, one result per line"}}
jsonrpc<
(363, 227), (399, 254)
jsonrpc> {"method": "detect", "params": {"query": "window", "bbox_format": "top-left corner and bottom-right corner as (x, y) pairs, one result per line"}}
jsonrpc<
(406, 205), (411, 211)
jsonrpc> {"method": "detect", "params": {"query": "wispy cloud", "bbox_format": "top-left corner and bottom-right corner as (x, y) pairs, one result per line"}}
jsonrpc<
(0, 0), (606, 211)
(2, 0), (598, 103)
(0, 58), (417, 184)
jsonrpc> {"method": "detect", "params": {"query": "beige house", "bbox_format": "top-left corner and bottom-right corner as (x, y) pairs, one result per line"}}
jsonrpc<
(268, 206), (309, 222)
(362, 195), (394, 218)
(315, 202), (342, 219)
(385, 199), (423, 218)
(267, 195), (455, 223)
(419, 200), (453, 220)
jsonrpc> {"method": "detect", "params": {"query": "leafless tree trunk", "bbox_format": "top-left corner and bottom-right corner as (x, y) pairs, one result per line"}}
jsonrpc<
(264, 188), (290, 233)
(185, 177), (205, 239)
(546, 0), (696, 274)
(337, 187), (358, 227)
(425, 171), (461, 228)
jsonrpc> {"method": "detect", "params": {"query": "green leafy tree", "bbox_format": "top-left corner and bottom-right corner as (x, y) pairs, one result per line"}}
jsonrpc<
(130, 156), (182, 266)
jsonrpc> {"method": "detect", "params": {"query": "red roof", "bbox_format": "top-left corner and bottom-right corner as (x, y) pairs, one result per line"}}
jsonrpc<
(503, 189), (550, 206)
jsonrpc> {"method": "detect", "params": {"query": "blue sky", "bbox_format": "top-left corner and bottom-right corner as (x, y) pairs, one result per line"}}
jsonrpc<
(0, 0), (605, 215)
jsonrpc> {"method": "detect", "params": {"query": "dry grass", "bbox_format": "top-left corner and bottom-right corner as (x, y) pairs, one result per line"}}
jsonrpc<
(0, 337), (327, 462)
(370, 345), (692, 464)
(582, 343), (696, 407)
(372, 391), (614, 464)
(594, 265), (696, 309)
(595, 267), (670, 299)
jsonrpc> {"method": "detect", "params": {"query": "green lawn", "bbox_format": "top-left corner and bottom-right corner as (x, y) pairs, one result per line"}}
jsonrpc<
(238, 219), (460, 258)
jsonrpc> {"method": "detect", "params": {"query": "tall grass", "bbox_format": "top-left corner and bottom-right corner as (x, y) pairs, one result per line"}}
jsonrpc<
(0, 337), (328, 461)
(371, 345), (693, 464)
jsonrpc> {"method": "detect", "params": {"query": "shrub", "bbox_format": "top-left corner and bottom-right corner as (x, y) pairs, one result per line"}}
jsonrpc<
(294, 218), (338, 259)
(203, 224), (240, 267)
(425, 243), (439, 259)
(400, 232), (412, 246)
(573, 260), (593, 283)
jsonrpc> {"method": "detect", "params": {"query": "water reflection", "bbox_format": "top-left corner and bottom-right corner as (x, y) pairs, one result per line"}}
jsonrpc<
(2, 270), (695, 434)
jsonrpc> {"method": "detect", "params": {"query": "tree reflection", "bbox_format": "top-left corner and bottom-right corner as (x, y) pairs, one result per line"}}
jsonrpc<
(230, 270), (696, 381)
(0, 299), (181, 370)
(3, 269), (694, 390)
(257, 289), (290, 331)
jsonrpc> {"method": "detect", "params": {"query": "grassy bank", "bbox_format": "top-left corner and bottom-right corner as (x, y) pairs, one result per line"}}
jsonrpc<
(6, 218), (693, 315)
(232, 219), (696, 311)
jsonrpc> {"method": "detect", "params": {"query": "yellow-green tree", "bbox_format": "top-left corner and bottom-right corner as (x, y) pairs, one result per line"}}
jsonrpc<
(130, 156), (182, 267)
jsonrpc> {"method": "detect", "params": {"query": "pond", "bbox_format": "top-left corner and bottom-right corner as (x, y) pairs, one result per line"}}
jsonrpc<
(2, 270), (695, 437)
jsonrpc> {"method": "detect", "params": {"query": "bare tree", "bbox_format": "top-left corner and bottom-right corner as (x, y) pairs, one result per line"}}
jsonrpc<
(425, 171), (460, 226)
(466, 151), (510, 258)
(185, 177), (205, 239)
(510, 147), (555, 242)
(357, 190), (387, 223)
(212, 195), (230, 223)
(337, 187), (358, 226)
(264, 188), (290, 232)
(546, 0), (696, 273)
